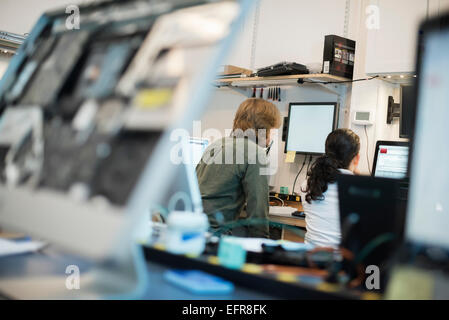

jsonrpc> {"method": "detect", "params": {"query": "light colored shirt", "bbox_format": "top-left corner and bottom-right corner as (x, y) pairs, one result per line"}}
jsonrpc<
(299, 169), (353, 248)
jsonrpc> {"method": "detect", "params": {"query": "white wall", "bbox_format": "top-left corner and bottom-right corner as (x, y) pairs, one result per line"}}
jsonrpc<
(349, 0), (449, 174)
(225, 0), (348, 70)
(348, 0), (428, 174)
(365, 0), (428, 75)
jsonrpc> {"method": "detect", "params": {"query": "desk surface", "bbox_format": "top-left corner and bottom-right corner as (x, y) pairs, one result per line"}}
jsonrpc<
(0, 247), (274, 300)
(268, 200), (306, 228)
(269, 215), (306, 228)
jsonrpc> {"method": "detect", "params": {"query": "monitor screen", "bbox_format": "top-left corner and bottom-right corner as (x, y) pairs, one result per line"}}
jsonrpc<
(285, 103), (337, 154)
(406, 21), (449, 249)
(373, 142), (409, 179)
(188, 137), (209, 167)
(337, 174), (403, 268)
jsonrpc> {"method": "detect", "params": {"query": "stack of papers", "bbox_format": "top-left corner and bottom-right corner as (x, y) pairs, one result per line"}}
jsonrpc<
(222, 237), (313, 253)
(269, 206), (297, 217)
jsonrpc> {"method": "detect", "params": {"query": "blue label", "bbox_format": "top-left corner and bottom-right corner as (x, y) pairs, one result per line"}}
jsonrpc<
(182, 232), (201, 241)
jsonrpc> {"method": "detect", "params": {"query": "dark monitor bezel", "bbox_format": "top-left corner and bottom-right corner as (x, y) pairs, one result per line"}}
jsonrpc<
(337, 173), (406, 270)
(371, 140), (409, 178)
(284, 102), (338, 155)
(399, 84), (416, 139)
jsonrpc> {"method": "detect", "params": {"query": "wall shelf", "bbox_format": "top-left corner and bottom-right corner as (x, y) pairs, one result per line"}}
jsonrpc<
(374, 73), (416, 86)
(215, 73), (351, 87)
(213, 73), (354, 130)
(0, 31), (26, 54)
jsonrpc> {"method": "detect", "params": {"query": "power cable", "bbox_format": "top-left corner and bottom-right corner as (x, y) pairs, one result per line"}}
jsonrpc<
(364, 125), (372, 175)
(301, 75), (379, 85)
(292, 156), (307, 196)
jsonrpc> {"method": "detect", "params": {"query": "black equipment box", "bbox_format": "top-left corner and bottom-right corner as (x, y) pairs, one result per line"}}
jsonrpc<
(256, 62), (309, 77)
(322, 35), (356, 79)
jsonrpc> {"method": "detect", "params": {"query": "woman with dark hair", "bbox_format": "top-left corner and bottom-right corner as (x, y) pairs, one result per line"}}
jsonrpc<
(300, 129), (361, 248)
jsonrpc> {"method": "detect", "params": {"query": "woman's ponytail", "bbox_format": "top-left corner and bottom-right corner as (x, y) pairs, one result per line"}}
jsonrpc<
(304, 154), (340, 203)
(303, 129), (360, 204)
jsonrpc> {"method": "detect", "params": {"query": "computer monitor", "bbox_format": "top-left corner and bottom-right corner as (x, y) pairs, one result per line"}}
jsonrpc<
(187, 137), (209, 167)
(337, 174), (405, 269)
(406, 14), (449, 250)
(163, 136), (205, 215)
(372, 141), (409, 179)
(285, 102), (338, 155)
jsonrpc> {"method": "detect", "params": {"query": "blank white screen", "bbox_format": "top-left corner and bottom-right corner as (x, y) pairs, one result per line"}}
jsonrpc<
(286, 104), (336, 154)
(406, 30), (449, 249)
(189, 139), (209, 166)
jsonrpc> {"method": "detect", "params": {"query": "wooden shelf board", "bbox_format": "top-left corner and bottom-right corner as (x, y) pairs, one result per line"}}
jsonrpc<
(215, 73), (351, 87)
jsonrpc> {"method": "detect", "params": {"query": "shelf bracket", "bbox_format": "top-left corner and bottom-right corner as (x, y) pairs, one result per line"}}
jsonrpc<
(214, 84), (250, 96)
(387, 96), (401, 124)
(298, 80), (346, 96)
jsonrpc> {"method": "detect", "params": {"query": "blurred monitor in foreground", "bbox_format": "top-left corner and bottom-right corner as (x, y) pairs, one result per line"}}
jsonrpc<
(0, 0), (247, 299)
(406, 15), (449, 250)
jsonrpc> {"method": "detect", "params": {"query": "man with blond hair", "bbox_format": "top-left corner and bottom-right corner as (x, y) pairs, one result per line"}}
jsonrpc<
(196, 98), (281, 238)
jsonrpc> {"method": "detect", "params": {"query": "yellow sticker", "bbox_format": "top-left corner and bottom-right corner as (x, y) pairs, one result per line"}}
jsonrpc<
(153, 243), (166, 251)
(134, 89), (173, 109)
(317, 282), (340, 292)
(276, 273), (297, 283)
(286, 151), (296, 163)
(362, 292), (382, 300)
(242, 264), (263, 274)
(208, 256), (220, 265)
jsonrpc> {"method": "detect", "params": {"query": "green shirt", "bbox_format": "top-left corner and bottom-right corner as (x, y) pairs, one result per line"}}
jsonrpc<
(196, 137), (270, 238)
